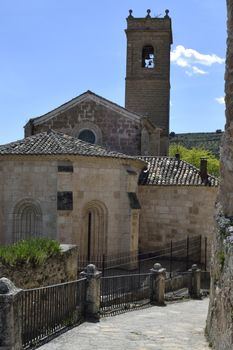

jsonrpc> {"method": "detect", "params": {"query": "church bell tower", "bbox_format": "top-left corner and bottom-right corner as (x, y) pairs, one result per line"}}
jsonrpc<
(125, 9), (173, 155)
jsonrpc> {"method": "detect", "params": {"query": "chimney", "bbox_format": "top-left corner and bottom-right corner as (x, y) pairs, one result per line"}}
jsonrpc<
(200, 158), (209, 185)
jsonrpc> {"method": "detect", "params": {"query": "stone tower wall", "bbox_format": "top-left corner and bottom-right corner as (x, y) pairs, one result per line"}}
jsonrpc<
(125, 10), (172, 155)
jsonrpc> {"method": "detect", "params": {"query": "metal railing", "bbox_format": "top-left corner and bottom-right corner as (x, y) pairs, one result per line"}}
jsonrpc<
(100, 273), (151, 316)
(21, 278), (86, 349)
(78, 235), (205, 277)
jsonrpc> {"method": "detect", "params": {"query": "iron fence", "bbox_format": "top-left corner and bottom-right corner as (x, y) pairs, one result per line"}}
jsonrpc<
(21, 278), (86, 349)
(78, 235), (205, 277)
(100, 273), (151, 316)
(77, 250), (138, 272)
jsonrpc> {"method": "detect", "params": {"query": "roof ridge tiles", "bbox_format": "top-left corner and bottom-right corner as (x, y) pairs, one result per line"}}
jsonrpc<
(137, 155), (219, 187)
(0, 130), (144, 163)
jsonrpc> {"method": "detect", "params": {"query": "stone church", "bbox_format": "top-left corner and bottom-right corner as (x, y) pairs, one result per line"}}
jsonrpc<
(0, 10), (218, 265)
(24, 9), (172, 156)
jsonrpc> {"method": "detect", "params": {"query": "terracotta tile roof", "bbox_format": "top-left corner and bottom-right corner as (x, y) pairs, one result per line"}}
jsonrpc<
(0, 130), (136, 160)
(138, 156), (219, 187)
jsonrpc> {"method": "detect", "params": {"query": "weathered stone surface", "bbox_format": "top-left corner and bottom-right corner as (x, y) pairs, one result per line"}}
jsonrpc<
(125, 14), (172, 156)
(0, 244), (78, 289)
(28, 98), (143, 156)
(0, 278), (22, 350)
(206, 209), (233, 349)
(150, 263), (166, 305)
(188, 264), (201, 299)
(206, 2), (233, 348)
(80, 264), (102, 321)
(0, 156), (143, 260)
(139, 186), (217, 268)
(38, 299), (211, 350)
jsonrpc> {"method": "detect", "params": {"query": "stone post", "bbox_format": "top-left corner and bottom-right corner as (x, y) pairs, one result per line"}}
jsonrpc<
(0, 278), (22, 350)
(188, 264), (201, 299)
(80, 264), (102, 321)
(150, 263), (166, 305)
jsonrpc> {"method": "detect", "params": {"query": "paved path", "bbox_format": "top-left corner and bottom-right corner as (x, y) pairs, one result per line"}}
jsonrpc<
(39, 298), (210, 350)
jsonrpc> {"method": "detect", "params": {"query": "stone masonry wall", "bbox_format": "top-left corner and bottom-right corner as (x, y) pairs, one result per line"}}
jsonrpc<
(57, 157), (142, 256)
(139, 186), (217, 267)
(206, 1), (233, 349)
(0, 244), (78, 289)
(0, 155), (143, 257)
(0, 159), (58, 245)
(125, 17), (171, 137)
(29, 100), (142, 156)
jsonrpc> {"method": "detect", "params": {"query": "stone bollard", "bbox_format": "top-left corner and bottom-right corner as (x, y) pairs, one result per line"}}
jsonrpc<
(80, 264), (102, 321)
(150, 263), (166, 305)
(0, 278), (22, 350)
(188, 264), (201, 299)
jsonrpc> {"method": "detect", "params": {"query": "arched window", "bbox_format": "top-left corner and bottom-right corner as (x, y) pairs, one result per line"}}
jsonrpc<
(81, 201), (107, 260)
(142, 45), (155, 68)
(13, 199), (42, 242)
(78, 129), (96, 144)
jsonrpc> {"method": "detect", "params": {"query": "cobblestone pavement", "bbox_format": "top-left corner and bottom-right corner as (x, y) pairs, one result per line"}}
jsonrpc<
(39, 298), (210, 350)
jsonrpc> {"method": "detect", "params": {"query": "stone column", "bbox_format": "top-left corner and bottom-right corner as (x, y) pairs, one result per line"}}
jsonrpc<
(0, 278), (22, 350)
(188, 264), (201, 299)
(150, 263), (166, 305)
(80, 264), (102, 321)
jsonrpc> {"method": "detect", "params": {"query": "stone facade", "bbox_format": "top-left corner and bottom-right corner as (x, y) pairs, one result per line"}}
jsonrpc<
(0, 128), (219, 270)
(0, 154), (143, 257)
(25, 96), (143, 156)
(24, 10), (173, 157)
(125, 10), (172, 155)
(206, 1), (233, 349)
(0, 8), (219, 280)
(25, 92), (162, 157)
(0, 159), (57, 244)
(139, 186), (217, 266)
(0, 244), (78, 289)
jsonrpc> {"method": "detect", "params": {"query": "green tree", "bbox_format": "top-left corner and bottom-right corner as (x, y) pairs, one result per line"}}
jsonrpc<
(169, 144), (220, 177)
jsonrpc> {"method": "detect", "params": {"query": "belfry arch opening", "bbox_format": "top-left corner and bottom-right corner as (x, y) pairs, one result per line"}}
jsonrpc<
(142, 45), (155, 68)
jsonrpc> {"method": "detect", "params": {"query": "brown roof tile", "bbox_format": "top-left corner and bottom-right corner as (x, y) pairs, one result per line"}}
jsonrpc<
(0, 130), (136, 160)
(138, 156), (219, 187)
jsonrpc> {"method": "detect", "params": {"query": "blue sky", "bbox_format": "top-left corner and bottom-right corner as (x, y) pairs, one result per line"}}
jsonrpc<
(0, 0), (226, 144)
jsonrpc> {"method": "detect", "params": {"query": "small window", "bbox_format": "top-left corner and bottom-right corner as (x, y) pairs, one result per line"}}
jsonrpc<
(57, 192), (73, 210)
(58, 165), (73, 172)
(78, 129), (96, 144)
(57, 161), (73, 172)
(142, 45), (155, 68)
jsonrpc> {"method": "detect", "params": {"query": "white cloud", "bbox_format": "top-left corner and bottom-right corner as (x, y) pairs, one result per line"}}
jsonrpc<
(171, 45), (224, 76)
(185, 66), (208, 77)
(185, 70), (193, 77)
(192, 66), (208, 75)
(215, 97), (225, 104)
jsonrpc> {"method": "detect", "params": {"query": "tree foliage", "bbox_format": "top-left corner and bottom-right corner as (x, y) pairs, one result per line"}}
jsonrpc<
(169, 144), (220, 177)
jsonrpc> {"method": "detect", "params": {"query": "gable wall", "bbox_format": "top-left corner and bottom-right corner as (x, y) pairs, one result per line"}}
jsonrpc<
(29, 100), (142, 155)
